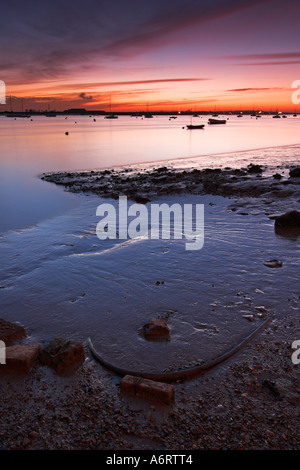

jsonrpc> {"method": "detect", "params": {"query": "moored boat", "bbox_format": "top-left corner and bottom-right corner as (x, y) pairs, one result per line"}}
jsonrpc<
(105, 113), (118, 119)
(208, 118), (226, 124)
(186, 124), (205, 129)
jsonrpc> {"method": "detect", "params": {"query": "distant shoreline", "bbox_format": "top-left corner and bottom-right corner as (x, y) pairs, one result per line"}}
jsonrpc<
(1, 110), (298, 117)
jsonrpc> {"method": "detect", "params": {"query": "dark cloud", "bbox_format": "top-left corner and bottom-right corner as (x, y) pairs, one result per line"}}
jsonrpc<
(79, 92), (93, 101)
(101, 0), (273, 57)
(52, 78), (210, 91)
(240, 61), (300, 66)
(222, 52), (300, 67)
(0, 0), (273, 82)
(227, 87), (286, 92)
(225, 52), (300, 60)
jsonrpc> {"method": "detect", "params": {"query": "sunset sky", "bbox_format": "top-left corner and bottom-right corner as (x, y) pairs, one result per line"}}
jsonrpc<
(0, 0), (300, 112)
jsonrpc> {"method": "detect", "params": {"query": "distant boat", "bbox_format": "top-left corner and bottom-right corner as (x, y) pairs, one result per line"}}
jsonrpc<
(293, 114), (297, 117)
(208, 118), (226, 124)
(144, 112), (153, 118)
(169, 116), (177, 120)
(273, 114), (281, 118)
(186, 124), (205, 129)
(5, 112), (30, 118)
(105, 113), (118, 119)
(282, 115), (287, 118)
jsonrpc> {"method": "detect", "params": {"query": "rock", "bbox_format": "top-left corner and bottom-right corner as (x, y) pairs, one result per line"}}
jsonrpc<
(134, 195), (151, 204)
(263, 259), (283, 268)
(289, 167), (300, 178)
(39, 337), (85, 376)
(120, 375), (174, 405)
(0, 318), (27, 346)
(274, 210), (300, 236)
(142, 319), (170, 340)
(0, 344), (40, 374)
(247, 164), (263, 174)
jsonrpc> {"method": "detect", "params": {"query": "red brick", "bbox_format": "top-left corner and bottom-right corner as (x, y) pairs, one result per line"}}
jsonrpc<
(120, 375), (174, 405)
(0, 344), (40, 374)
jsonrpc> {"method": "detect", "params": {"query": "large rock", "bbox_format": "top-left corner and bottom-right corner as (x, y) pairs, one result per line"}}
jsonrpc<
(0, 318), (27, 346)
(142, 319), (170, 340)
(39, 337), (85, 375)
(274, 210), (300, 236)
(120, 375), (174, 405)
(0, 344), (40, 374)
(289, 167), (300, 178)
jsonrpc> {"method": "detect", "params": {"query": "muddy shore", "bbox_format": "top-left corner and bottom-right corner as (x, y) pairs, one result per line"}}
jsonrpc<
(41, 163), (300, 216)
(0, 310), (299, 450)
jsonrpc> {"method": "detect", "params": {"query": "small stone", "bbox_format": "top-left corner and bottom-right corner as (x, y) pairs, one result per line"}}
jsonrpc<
(247, 164), (263, 174)
(142, 319), (170, 340)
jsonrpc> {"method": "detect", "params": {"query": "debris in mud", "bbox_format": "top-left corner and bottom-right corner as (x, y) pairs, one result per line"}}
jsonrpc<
(263, 259), (283, 268)
(242, 314), (255, 322)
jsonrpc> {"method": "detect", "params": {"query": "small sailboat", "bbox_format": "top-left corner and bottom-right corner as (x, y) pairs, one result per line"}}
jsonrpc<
(105, 93), (118, 119)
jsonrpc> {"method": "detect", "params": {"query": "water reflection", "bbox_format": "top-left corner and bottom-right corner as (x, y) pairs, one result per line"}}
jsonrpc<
(0, 115), (299, 232)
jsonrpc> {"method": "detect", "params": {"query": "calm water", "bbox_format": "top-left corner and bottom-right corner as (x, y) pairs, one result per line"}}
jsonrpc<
(0, 192), (299, 371)
(0, 114), (299, 232)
